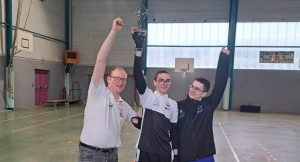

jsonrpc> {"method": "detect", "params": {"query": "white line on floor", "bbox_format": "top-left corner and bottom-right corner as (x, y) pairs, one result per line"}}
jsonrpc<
(219, 122), (240, 162)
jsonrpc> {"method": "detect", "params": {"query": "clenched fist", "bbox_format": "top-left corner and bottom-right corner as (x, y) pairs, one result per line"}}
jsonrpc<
(221, 47), (230, 55)
(112, 18), (123, 32)
(131, 27), (146, 48)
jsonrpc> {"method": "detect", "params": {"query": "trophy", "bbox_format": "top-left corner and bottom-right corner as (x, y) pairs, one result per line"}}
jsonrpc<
(134, 7), (149, 34)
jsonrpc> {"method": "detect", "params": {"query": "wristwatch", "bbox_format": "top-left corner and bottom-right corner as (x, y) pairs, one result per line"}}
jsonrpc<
(135, 48), (143, 51)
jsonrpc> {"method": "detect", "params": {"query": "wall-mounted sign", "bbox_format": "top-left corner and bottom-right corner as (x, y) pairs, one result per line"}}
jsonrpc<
(17, 30), (33, 52)
(259, 51), (294, 63)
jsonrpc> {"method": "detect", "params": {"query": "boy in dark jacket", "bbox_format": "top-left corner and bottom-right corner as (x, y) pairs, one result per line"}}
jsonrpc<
(177, 47), (230, 162)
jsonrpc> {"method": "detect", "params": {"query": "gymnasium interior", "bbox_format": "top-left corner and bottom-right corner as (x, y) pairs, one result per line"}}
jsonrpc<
(0, 0), (299, 161)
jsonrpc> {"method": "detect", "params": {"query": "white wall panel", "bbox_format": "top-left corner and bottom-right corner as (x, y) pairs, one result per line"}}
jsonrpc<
(12, 0), (65, 40)
(72, 0), (142, 66)
(0, 0), (5, 56)
(15, 36), (64, 62)
(148, 0), (231, 23)
(238, 0), (300, 22)
(10, 0), (65, 62)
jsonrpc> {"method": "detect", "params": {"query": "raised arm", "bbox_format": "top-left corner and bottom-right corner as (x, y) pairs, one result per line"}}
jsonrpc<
(91, 18), (123, 86)
(132, 27), (147, 94)
(209, 47), (230, 109)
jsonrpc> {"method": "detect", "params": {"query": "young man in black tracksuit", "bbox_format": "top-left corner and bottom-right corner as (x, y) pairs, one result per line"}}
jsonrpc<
(177, 47), (230, 162)
(131, 27), (179, 162)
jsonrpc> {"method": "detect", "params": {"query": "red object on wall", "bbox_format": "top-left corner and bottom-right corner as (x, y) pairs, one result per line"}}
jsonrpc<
(65, 50), (79, 64)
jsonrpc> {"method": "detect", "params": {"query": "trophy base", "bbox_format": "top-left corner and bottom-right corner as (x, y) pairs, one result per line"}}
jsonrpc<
(134, 28), (145, 33)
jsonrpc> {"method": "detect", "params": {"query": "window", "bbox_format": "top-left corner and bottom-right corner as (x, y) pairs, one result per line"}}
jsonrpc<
(147, 22), (300, 70)
(147, 23), (229, 68)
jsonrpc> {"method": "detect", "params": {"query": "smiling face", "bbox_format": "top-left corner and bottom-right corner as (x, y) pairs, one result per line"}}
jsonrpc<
(107, 68), (127, 95)
(188, 80), (207, 101)
(153, 70), (171, 95)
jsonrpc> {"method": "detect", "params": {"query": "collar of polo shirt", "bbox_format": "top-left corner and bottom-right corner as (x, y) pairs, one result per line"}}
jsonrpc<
(107, 87), (124, 102)
(154, 91), (169, 99)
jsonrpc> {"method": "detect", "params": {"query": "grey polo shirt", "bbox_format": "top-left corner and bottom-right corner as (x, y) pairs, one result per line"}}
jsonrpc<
(80, 80), (137, 148)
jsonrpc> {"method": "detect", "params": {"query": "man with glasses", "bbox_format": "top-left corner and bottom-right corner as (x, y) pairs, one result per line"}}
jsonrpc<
(177, 47), (230, 162)
(131, 27), (178, 162)
(78, 18), (138, 162)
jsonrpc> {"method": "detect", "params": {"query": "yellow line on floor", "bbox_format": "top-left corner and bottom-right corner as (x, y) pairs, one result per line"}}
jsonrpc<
(12, 113), (84, 132)
(0, 110), (10, 113)
(0, 106), (83, 123)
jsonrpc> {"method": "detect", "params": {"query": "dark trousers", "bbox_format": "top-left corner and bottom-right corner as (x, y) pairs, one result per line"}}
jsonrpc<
(137, 150), (171, 162)
(78, 143), (118, 162)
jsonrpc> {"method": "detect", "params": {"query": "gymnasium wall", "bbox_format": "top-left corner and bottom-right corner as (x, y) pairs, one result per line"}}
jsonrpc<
(12, 0), (65, 62)
(70, 0), (300, 114)
(148, 0), (300, 23)
(71, 0), (140, 67)
(11, 0), (65, 108)
(13, 58), (64, 108)
(148, 0), (230, 23)
(0, 0), (5, 110)
(146, 68), (300, 114)
(71, 66), (137, 106)
(0, 57), (5, 110)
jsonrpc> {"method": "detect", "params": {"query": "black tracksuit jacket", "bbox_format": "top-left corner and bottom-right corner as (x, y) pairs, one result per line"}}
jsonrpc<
(134, 56), (179, 155)
(177, 52), (230, 162)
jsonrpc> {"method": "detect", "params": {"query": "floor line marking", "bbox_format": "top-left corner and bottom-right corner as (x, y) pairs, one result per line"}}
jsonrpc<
(292, 121), (300, 126)
(218, 122), (298, 128)
(12, 113), (84, 132)
(0, 106), (83, 123)
(219, 122), (240, 162)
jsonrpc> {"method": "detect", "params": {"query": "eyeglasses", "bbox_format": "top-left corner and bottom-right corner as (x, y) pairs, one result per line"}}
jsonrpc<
(189, 85), (205, 93)
(109, 76), (127, 82)
(156, 79), (171, 85)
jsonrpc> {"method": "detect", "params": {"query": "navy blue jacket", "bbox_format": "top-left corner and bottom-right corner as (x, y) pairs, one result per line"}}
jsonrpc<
(177, 52), (230, 162)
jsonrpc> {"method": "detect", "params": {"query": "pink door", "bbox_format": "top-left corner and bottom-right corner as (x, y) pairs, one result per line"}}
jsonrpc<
(35, 69), (49, 105)
(35, 71), (41, 105)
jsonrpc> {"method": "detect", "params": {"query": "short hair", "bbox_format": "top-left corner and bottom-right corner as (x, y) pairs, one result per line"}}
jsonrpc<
(194, 78), (210, 92)
(108, 66), (127, 76)
(154, 70), (170, 80)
